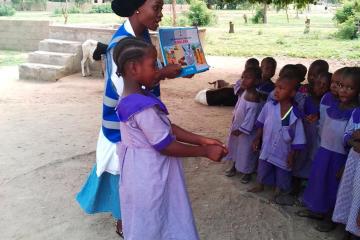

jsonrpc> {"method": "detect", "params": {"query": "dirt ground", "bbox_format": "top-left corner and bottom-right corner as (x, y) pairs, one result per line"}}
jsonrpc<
(0, 56), (352, 240)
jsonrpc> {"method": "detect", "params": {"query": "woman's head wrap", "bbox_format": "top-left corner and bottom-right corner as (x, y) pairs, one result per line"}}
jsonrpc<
(111, 0), (146, 17)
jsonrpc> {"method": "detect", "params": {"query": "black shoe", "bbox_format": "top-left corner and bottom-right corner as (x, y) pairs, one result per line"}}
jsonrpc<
(241, 174), (251, 184)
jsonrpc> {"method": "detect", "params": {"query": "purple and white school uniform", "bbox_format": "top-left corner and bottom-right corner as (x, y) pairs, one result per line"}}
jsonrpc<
(116, 92), (199, 240)
(224, 91), (261, 174)
(293, 96), (320, 179)
(319, 92), (338, 132)
(303, 102), (354, 214)
(333, 108), (360, 236)
(255, 101), (306, 191)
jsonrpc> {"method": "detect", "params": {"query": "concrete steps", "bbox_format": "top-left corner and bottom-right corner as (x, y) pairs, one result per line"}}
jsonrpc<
(19, 63), (66, 82)
(19, 39), (82, 82)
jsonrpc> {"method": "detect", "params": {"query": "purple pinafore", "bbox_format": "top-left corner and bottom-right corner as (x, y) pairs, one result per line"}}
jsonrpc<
(293, 95), (321, 179)
(303, 101), (354, 214)
(116, 92), (199, 240)
(224, 91), (261, 174)
(333, 108), (360, 236)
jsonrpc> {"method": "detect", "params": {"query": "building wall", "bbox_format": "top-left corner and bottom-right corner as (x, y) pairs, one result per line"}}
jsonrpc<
(0, 20), (50, 51)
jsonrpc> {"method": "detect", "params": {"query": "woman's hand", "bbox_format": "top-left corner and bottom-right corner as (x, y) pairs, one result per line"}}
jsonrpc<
(336, 166), (345, 180)
(160, 64), (182, 79)
(287, 151), (296, 169)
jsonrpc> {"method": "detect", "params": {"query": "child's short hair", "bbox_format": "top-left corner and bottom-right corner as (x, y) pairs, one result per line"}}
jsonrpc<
(309, 59), (329, 73)
(295, 64), (307, 82)
(278, 67), (302, 89)
(245, 58), (260, 69)
(342, 67), (360, 90)
(244, 66), (262, 85)
(261, 57), (277, 69)
(279, 64), (303, 83)
(113, 36), (155, 76)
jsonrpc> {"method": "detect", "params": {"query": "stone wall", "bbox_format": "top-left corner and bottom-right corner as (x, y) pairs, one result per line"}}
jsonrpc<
(0, 20), (50, 51)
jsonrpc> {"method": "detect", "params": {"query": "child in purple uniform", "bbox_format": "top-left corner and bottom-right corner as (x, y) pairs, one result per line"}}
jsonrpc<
(300, 67), (360, 232)
(225, 67), (262, 183)
(113, 37), (228, 240)
(293, 72), (331, 180)
(249, 70), (306, 194)
(333, 70), (360, 238)
(256, 57), (277, 101)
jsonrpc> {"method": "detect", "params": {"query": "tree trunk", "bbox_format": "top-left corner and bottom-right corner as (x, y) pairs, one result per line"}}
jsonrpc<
(172, 0), (177, 26)
(62, 0), (69, 25)
(263, 2), (267, 24)
(285, 6), (289, 23)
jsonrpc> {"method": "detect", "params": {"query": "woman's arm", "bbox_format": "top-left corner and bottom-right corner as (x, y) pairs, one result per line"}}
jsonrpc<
(171, 124), (224, 147)
(156, 64), (182, 81)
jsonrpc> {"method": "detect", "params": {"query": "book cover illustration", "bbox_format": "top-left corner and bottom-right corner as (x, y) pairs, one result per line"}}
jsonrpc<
(158, 27), (210, 77)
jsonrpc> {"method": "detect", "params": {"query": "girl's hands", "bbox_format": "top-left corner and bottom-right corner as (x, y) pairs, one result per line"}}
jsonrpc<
(357, 209), (360, 227)
(252, 138), (261, 152)
(305, 114), (319, 124)
(200, 137), (223, 147)
(231, 130), (242, 136)
(336, 166), (345, 180)
(287, 151), (296, 169)
(205, 145), (228, 162)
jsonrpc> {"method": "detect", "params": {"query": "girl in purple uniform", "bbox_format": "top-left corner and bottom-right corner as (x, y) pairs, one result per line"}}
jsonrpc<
(249, 70), (306, 195)
(293, 72), (331, 181)
(224, 67), (262, 183)
(300, 67), (360, 232)
(113, 37), (228, 240)
(333, 106), (360, 240)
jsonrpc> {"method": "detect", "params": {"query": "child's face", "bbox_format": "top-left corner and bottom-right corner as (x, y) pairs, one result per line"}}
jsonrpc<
(274, 78), (296, 102)
(338, 77), (359, 105)
(261, 61), (275, 81)
(307, 65), (322, 86)
(312, 76), (330, 98)
(240, 71), (256, 89)
(330, 71), (341, 97)
(137, 49), (158, 89)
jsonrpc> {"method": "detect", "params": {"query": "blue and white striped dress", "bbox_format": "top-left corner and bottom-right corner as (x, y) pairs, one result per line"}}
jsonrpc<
(333, 108), (360, 236)
(76, 20), (160, 220)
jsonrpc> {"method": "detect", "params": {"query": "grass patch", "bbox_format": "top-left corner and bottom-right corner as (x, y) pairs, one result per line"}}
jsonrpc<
(0, 50), (27, 67)
(1, 9), (360, 61)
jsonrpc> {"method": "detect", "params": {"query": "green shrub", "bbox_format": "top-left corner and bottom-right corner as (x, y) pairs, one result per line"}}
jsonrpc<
(88, 3), (112, 13)
(53, 7), (62, 15)
(0, 4), (16, 16)
(187, 0), (214, 26)
(334, 0), (360, 24)
(251, 8), (264, 24)
(336, 17), (358, 39)
(68, 6), (80, 14)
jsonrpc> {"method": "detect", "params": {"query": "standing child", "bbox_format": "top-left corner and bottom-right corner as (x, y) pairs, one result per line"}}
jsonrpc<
(293, 72), (332, 182)
(113, 37), (228, 240)
(256, 57), (277, 101)
(224, 67), (262, 182)
(234, 58), (260, 97)
(300, 67), (360, 232)
(306, 59), (329, 89)
(333, 77), (360, 239)
(249, 71), (306, 194)
(319, 67), (348, 125)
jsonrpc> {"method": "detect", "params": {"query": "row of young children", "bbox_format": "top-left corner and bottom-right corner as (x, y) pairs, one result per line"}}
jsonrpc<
(225, 56), (360, 239)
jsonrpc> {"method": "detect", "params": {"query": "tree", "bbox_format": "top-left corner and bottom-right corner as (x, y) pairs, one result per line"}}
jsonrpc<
(225, 0), (316, 23)
(172, 0), (177, 26)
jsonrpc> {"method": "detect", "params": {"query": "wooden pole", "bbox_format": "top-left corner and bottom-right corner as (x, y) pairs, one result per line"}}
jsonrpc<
(172, 0), (177, 26)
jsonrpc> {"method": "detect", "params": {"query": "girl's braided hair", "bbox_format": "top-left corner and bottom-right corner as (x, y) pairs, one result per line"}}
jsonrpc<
(113, 36), (155, 76)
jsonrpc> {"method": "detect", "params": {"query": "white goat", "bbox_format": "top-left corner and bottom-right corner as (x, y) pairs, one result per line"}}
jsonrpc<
(81, 39), (108, 77)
